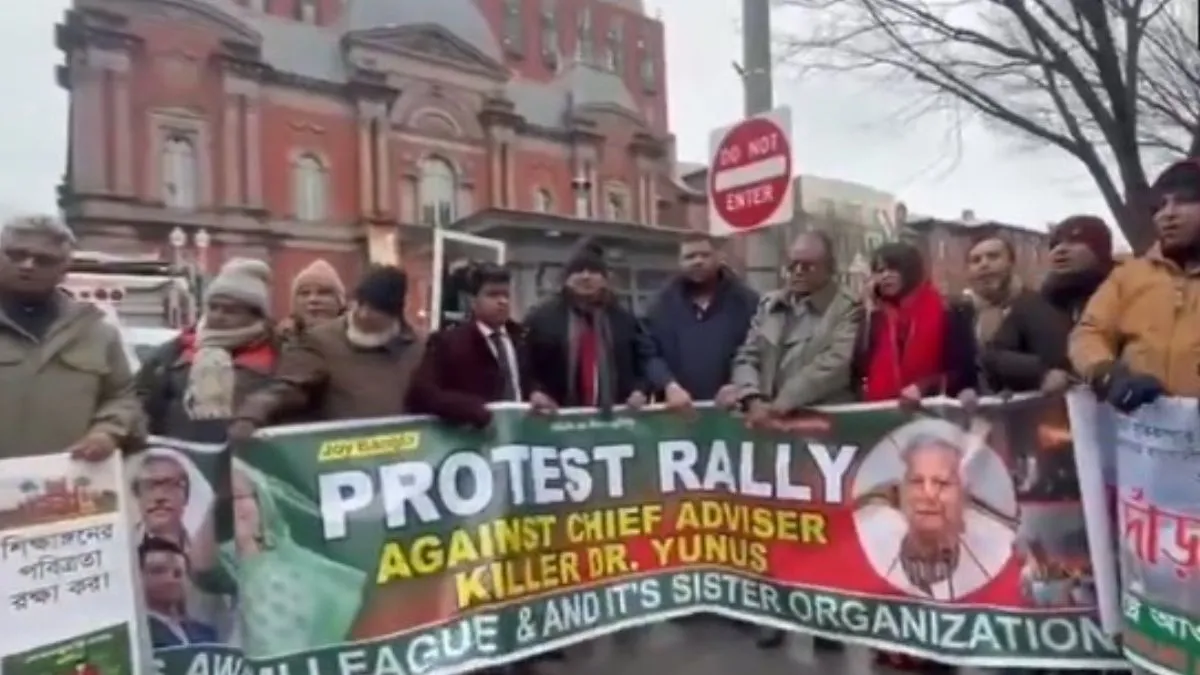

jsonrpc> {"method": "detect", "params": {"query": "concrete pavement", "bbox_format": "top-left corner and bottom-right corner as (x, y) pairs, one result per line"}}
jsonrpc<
(543, 619), (997, 675)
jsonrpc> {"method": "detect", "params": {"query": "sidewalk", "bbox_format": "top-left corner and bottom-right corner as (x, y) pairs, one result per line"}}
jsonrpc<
(543, 619), (996, 675)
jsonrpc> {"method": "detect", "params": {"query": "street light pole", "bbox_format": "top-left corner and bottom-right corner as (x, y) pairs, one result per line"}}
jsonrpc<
(739, 0), (784, 293)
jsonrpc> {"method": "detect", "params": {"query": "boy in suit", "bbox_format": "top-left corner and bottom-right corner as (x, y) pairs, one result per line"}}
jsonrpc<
(407, 262), (532, 426)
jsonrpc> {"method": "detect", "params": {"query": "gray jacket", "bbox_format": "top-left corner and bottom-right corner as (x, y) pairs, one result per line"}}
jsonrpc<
(731, 283), (863, 410)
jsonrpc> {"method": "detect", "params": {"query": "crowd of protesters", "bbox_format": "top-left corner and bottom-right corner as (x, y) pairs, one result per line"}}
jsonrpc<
(1, 156), (1198, 674)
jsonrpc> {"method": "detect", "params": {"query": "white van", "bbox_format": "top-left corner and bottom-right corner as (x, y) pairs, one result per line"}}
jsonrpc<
(98, 304), (177, 372)
(122, 326), (179, 371)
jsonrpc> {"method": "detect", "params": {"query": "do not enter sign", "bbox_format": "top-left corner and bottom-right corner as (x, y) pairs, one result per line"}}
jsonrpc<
(707, 107), (795, 236)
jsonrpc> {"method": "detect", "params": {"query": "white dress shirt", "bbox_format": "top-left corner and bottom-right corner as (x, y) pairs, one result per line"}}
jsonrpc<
(477, 322), (522, 400)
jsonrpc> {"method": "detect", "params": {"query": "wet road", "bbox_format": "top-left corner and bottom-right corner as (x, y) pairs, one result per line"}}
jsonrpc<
(539, 619), (999, 675)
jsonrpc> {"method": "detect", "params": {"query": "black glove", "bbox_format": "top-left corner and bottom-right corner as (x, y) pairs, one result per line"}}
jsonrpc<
(1102, 364), (1164, 413)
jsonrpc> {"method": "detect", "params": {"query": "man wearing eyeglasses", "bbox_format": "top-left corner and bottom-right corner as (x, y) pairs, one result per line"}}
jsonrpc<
(724, 230), (864, 426)
(0, 215), (142, 461)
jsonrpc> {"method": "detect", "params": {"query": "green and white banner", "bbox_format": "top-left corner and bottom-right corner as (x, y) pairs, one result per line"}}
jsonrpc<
(128, 396), (1124, 673)
(1070, 393), (1200, 675)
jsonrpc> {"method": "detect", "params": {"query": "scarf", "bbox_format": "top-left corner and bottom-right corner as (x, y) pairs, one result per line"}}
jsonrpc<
(970, 277), (1022, 345)
(1041, 267), (1109, 321)
(863, 281), (947, 401)
(565, 301), (615, 409)
(346, 318), (399, 349)
(184, 319), (268, 420)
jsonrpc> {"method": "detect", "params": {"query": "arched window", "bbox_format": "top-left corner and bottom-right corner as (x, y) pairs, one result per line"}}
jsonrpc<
(161, 136), (197, 209)
(292, 154), (326, 221)
(420, 157), (457, 227)
(533, 188), (553, 213)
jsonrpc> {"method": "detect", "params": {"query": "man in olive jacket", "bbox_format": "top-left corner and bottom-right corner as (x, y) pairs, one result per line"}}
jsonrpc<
(0, 216), (142, 460)
(727, 231), (863, 421)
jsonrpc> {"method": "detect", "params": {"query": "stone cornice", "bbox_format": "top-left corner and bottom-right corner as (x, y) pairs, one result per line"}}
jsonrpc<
(56, 9), (142, 54)
(211, 52), (270, 82)
(478, 95), (524, 130)
(344, 68), (400, 106)
(341, 24), (508, 82)
(628, 130), (665, 159)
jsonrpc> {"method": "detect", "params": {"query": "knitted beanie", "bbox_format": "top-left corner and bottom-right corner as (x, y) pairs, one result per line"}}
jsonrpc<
(354, 265), (408, 318)
(1050, 215), (1113, 264)
(204, 257), (272, 316)
(291, 259), (346, 304)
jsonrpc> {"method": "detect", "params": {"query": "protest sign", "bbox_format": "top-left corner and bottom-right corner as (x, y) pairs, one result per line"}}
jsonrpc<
(123, 440), (243, 675)
(1109, 397), (1200, 675)
(0, 453), (140, 675)
(204, 396), (1120, 672)
(1066, 388), (1122, 632)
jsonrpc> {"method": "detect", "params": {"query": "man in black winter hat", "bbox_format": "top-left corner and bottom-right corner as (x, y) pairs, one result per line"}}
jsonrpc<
(232, 265), (479, 436)
(522, 238), (679, 413)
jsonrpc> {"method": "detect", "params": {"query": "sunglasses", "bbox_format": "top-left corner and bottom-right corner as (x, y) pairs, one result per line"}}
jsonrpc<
(786, 260), (821, 273)
(3, 248), (65, 269)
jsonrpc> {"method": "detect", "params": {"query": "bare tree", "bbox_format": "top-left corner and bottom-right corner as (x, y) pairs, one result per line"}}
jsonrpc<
(775, 0), (1200, 251)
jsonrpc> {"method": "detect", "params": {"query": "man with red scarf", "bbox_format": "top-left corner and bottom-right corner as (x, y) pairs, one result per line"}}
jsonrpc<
(522, 239), (686, 414)
(852, 241), (978, 671)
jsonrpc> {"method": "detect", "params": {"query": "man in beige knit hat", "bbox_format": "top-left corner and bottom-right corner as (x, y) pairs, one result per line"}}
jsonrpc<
(280, 259), (345, 344)
(136, 257), (279, 443)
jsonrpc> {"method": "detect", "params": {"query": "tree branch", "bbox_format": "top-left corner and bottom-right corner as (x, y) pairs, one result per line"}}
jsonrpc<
(775, 0), (1197, 250)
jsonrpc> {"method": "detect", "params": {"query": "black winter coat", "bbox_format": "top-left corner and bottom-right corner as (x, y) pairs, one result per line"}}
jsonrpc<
(976, 289), (1072, 393)
(523, 293), (671, 408)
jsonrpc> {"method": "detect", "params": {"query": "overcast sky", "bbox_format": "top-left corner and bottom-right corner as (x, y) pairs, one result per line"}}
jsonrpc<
(2, 0), (1119, 242)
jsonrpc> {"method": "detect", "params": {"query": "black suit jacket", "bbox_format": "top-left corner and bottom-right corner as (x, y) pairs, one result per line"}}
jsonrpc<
(522, 294), (670, 407)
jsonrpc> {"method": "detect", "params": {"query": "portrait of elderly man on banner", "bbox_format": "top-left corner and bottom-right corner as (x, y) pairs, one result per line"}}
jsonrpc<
(852, 417), (1021, 602)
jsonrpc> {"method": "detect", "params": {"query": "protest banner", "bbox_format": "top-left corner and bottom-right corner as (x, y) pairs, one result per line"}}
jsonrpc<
(198, 395), (1120, 672)
(1072, 395), (1200, 675)
(0, 452), (140, 675)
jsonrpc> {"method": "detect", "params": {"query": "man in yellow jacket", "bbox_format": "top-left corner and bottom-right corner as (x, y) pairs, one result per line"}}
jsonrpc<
(1070, 158), (1200, 410)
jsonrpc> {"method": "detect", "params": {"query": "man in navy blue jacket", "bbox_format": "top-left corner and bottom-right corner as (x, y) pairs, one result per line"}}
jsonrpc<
(645, 234), (758, 401)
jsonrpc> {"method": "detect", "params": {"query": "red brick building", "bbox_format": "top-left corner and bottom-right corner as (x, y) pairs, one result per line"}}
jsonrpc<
(902, 209), (1051, 297)
(56, 0), (705, 328)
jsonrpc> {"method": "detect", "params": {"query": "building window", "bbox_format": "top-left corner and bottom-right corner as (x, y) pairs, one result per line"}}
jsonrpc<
(605, 188), (628, 221)
(296, 0), (317, 22)
(638, 38), (657, 91)
(864, 233), (883, 252)
(606, 20), (624, 72)
(937, 238), (948, 259)
(576, 7), (593, 63)
(161, 135), (197, 209)
(292, 154), (326, 221)
(504, 0), (523, 55)
(420, 157), (457, 227)
(540, 0), (558, 69)
(534, 188), (553, 213)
